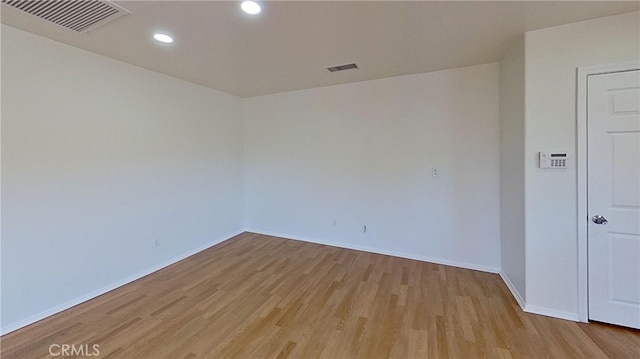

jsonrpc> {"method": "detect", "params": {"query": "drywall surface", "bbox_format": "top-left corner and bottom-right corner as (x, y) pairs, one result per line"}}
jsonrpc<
(1, 25), (244, 330)
(244, 63), (501, 271)
(524, 12), (639, 318)
(499, 35), (526, 306)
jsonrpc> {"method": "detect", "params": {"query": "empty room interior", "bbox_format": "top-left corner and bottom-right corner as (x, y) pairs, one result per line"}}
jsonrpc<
(1, 1), (640, 358)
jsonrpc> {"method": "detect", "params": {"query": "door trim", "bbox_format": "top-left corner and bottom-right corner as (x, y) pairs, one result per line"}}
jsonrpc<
(576, 61), (639, 323)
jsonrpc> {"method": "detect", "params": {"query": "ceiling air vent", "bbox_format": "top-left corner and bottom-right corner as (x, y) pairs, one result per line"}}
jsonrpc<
(327, 63), (358, 73)
(1, 0), (130, 33)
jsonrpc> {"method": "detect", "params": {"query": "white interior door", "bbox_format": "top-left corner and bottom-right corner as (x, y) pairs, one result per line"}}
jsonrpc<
(588, 69), (640, 329)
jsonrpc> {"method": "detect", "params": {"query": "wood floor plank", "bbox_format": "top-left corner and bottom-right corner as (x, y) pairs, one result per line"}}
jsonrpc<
(2, 232), (638, 358)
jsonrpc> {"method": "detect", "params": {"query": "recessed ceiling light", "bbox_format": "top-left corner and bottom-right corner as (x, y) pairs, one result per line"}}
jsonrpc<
(241, 1), (261, 15)
(153, 33), (174, 44)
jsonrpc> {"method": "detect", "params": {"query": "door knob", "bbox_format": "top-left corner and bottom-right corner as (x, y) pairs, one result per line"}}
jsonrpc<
(592, 215), (608, 225)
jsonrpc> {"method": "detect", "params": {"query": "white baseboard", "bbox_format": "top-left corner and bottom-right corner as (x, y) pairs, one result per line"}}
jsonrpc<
(3, 228), (580, 335)
(498, 271), (579, 322)
(249, 231), (579, 323)
(495, 272), (579, 322)
(524, 305), (580, 322)
(499, 271), (525, 309)
(0, 230), (244, 335)
(245, 229), (500, 274)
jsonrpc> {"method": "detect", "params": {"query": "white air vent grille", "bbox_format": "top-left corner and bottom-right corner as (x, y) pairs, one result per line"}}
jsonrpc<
(1, 0), (130, 33)
(327, 63), (358, 72)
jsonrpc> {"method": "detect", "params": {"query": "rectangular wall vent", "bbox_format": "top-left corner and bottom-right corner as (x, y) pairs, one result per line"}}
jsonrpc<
(327, 63), (358, 73)
(1, 0), (130, 33)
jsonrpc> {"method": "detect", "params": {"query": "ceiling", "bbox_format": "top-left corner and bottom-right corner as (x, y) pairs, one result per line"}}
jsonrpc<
(2, 1), (638, 97)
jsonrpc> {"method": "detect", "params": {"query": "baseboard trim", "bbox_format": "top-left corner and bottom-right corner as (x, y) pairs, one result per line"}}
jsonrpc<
(246, 229), (500, 274)
(497, 272), (579, 322)
(0, 230), (245, 335)
(524, 305), (580, 322)
(499, 271), (525, 309)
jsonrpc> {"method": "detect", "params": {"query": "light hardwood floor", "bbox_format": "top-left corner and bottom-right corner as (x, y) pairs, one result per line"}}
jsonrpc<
(2, 232), (639, 358)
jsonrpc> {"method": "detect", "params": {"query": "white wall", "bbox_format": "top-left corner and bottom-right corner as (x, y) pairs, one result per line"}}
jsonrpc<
(1, 25), (244, 331)
(523, 12), (639, 318)
(244, 63), (501, 272)
(499, 35), (526, 306)
(6, 10), (633, 332)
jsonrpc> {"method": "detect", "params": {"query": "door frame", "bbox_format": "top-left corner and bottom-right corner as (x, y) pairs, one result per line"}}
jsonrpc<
(576, 61), (639, 323)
